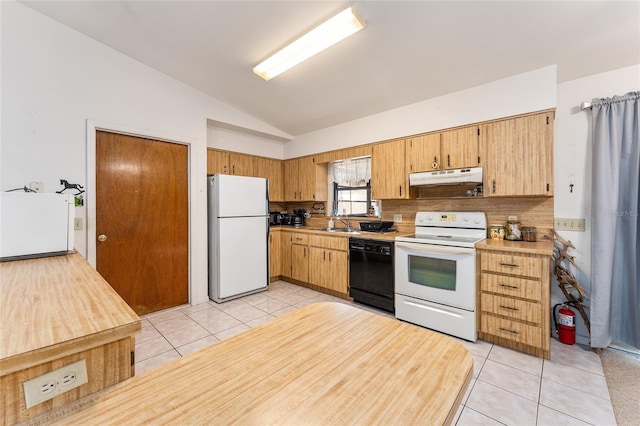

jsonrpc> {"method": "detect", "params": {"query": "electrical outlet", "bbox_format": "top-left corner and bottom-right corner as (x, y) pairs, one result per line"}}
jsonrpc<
(29, 181), (44, 193)
(508, 215), (517, 221)
(23, 359), (88, 408)
(393, 214), (402, 223)
(554, 218), (586, 232)
(74, 218), (83, 230)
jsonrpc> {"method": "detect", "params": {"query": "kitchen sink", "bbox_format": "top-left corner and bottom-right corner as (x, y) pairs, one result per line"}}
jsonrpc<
(312, 227), (361, 234)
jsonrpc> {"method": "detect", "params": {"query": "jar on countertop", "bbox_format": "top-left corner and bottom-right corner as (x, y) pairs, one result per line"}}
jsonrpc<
(522, 226), (537, 242)
(489, 225), (506, 240)
(505, 220), (522, 241)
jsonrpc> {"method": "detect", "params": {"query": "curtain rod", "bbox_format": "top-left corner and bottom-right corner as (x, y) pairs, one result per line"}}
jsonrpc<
(580, 101), (592, 110)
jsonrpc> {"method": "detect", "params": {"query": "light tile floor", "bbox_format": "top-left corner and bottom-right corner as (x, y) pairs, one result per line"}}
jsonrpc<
(136, 280), (617, 426)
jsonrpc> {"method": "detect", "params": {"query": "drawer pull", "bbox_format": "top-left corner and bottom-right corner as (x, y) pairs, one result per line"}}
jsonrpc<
(295, 237), (303, 241)
(499, 263), (520, 268)
(499, 305), (519, 311)
(498, 284), (519, 290)
(498, 327), (519, 335)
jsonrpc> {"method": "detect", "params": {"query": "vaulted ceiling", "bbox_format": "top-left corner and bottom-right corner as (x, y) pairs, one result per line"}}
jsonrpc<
(22, 1), (640, 136)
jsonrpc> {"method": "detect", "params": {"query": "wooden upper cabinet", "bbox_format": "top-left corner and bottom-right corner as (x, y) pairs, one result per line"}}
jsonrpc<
(207, 149), (230, 175)
(283, 157), (327, 202)
(255, 156), (284, 202)
(315, 145), (373, 164)
(441, 126), (480, 170)
(207, 149), (254, 176)
(228, 152), (255, 176)
(482, 111), (554, 197)
(371, 139), (412, 199)
(406, 133), (441, 173)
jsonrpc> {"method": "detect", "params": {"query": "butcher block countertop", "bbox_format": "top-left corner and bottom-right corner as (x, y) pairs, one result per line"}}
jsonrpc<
(33, 302), (473, 425)
(475, 238), (554, 256)
(0, 253), (141, 375)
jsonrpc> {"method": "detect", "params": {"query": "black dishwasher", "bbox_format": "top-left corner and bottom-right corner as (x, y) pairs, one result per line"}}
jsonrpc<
(349, 238), (394, 313)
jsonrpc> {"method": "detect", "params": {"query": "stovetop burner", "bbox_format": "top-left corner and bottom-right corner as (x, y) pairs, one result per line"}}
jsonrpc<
(395, 212), (487, 248)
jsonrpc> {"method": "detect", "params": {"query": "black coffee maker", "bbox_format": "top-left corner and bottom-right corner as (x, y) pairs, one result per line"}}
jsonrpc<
(292, 209), (306, 227)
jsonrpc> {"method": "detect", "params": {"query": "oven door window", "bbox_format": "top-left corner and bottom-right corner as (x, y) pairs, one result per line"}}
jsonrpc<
(408, 255), (457, 291)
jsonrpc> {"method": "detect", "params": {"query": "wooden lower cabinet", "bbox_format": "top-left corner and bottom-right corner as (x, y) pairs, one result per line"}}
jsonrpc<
(477, 246), (551, 359)
(280, 231), (349, 298)
(269, 228), (281, 281)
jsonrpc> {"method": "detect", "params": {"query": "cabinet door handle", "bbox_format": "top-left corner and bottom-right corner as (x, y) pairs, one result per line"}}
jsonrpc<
(498, 327), (519, 335)
(492, 179), (496, 193)
(447, 154), (451, 167)
(499, 284), (520, 290)
(329, 252), (332, 261)
(399, 186), (402, 196)
(323, 251), (326, 261)
(499, 305), (519, 312)
(232, 165), (235, 174)
(499, 263), (520, 268)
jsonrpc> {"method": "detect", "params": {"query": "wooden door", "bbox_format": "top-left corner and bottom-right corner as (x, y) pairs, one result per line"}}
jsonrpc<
(96, 131), (188, 315)
(441, 126), (479, 169)
(371, 139), (410, 199)
(406, 134), (441, 172)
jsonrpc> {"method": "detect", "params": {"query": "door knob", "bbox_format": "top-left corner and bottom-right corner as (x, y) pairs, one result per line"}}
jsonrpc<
(98, 234), (107, 242)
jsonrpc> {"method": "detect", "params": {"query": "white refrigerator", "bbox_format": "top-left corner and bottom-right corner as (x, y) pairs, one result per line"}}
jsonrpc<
(208, 174), (269, 302)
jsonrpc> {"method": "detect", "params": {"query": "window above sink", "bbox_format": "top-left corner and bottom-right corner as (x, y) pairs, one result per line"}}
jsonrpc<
(328, 156), (380, 217)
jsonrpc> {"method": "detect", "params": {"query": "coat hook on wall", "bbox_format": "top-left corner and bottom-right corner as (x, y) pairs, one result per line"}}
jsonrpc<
(569, 174), (574, 193)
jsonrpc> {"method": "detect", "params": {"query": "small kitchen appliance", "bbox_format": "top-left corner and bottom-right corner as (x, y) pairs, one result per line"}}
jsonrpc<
(394, 211), (487, 341)
(1, 192), (75, 261)
(292, 209), (306, 227)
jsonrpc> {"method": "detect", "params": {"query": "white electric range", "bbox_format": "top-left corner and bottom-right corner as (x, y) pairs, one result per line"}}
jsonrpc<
(394, 211), (487, 341)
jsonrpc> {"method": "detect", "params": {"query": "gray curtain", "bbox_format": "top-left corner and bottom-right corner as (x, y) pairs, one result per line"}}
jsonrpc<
(590, 91), (640, 349)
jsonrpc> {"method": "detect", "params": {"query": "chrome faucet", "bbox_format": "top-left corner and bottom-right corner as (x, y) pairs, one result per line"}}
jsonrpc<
(337, 218), (352, 231)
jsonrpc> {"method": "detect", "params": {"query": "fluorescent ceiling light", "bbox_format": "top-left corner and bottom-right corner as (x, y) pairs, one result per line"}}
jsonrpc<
(253, 7), (365, 81)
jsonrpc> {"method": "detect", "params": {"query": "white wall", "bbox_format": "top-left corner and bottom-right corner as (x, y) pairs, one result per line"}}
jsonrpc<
(287, 66), (557, 158)
(1, 2), (290, 305)
(554, 64), (640, 344)
(207, 124), (286, 159)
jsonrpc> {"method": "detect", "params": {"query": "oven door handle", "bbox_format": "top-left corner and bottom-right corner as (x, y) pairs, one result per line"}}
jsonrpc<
(395, 241), (475, 255)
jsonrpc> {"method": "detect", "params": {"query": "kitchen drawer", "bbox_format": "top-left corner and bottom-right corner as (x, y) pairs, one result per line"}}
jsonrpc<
(481, 252), (542, 277)
(480, 315), (541, 347)
(309, 235), (348, 251)
(290, 233), (309, 245)
(480, 293), (541, 324)
(481, 273), (542, 301)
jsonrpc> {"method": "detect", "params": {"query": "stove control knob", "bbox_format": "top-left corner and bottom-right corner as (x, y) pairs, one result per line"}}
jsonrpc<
(463, 215), (470, 222)
(426, 214), (433, 221)
(474, 217), (481, 224)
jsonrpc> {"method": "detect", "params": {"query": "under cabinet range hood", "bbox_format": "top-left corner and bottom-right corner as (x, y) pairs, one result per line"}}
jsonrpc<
(409, 167), (483, 186)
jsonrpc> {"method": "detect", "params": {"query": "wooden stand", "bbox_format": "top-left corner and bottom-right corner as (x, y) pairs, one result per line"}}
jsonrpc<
(549, 229), (591, 337)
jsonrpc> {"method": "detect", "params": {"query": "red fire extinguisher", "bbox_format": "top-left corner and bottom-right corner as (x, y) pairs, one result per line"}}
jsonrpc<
(554, 303), (576, 345)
